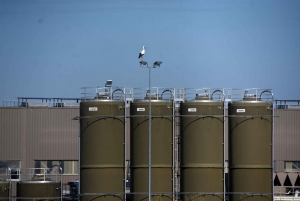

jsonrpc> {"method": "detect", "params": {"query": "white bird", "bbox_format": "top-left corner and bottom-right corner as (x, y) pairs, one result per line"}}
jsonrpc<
(138, 46), (146, 61)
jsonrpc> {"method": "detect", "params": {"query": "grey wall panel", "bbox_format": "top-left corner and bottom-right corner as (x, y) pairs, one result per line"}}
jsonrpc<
(0, 108), (24, 160)
(274, 109), (300, 165)
(26, 108), (79, 161)
(0, 107), (79, 169)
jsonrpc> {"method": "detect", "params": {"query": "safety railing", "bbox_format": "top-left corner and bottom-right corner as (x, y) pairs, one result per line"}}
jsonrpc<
(2, 101), (19, 107)
(132, 87), (174, 101)
(274, 186), (300, 200)
(227, 88), (273, 102)
(184, 88), (225, 102)
(81, 86), (130, 101)
(19, 167), (62, 182)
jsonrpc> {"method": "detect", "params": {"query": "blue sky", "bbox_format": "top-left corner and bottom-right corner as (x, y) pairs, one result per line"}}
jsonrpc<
(1, 0), (300, 102)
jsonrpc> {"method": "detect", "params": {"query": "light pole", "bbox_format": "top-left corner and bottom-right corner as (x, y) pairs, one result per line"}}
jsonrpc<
(140, 60), (162, 201)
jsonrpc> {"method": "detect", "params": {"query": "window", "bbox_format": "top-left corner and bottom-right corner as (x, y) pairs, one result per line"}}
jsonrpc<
(0, 160), (21, 179)
(284, 161), (300, 172)
(34, 160), (78, 175)
(0, 160), (21, 169)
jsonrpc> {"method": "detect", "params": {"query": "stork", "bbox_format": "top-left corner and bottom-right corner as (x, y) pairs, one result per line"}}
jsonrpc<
(138, 46), (146, 61)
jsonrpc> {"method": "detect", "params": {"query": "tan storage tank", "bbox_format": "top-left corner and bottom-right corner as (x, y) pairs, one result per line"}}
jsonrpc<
(80, 98), (125, 201)
(228, 91), (273, 201)
(130, 95), (173, 201)
(17, 181), (61, 201)
(0, 182), (9, 201)
(180, 92), (224, 201)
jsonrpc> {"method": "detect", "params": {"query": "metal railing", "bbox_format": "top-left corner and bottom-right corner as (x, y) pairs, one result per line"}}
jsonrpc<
(131, 87), (174, 101)
(227, 88), (273, 102)
(184, 88), (225, 101)
(3, 98), (82, 107)
(274, 186), (300, 200)
(275, 100), (300, 109)
(2, 101), (19, 107)
(19, 167), (62, 182)
(81, 86), (130, 101)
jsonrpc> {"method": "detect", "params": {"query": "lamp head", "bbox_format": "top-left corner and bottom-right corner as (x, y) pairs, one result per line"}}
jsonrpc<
(140, 61), (148, 67)
(105, 80), (113, 87)
(153, 61), (162, 68)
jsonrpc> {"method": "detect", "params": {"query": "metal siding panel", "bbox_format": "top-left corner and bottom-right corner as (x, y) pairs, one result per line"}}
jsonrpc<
(0, 107), (78, 169)
(0, 107), (78, 184)
(0, 108), (23, 160)
(274, 109), (300, 173)
(26, 108), (79, 162)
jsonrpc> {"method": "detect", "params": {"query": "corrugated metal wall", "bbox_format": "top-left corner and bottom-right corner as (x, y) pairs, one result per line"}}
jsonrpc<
(0, 108), (25, 159)
(0, 107), (79, 183)
(274, 109), (300, 172)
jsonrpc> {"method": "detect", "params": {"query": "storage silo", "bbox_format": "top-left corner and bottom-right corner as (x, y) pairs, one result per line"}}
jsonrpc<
(80, 90), (125, 201)
(228, 89), (273, 201)
(130, 91), (173, 201)
(17, 181), (61, 201)
(180, 90), (224, 201)
(0, 181), (9, 201)
(0, 166), (10, 201)
(16, 168), (62, 201)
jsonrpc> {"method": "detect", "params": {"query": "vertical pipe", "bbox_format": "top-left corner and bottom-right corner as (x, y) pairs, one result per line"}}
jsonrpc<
(9, 167), (11, 201)
(148, 67), (151, 201)
(172, 97), (175, 201)
(60, 166), (62, 201)
(125, 95), (127, 201)
(78, 121), (81, 201)
(223, 99), (226, 201)
(272, 102), (274, 201)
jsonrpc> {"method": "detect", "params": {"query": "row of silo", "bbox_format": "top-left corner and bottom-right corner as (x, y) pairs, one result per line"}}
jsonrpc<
(79, 87), (273, 201)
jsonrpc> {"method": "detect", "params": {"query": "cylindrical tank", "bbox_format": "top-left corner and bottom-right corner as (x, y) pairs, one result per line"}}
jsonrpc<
(0, 181), (9, 201)
(228, 96), (273, 201)
(17, 181), (61, 201)
(80, 99), (125, 201)
(130, 97), (173, 201)
(180, 94), (224, 201)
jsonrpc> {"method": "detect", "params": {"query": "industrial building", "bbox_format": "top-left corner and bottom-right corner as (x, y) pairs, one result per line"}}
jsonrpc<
(0, 87), (300, 201)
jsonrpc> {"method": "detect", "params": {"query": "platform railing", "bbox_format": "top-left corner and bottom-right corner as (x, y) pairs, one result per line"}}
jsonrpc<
(227, 88), (273, 102)
(274, 186), (300, 199)
(132, 87), (174, 101)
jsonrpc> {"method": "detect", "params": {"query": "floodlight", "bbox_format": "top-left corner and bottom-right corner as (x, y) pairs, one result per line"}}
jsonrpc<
(105, 80), (113, 87)
(153, 61), (162, 68)
(140, 61), (148, 67)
